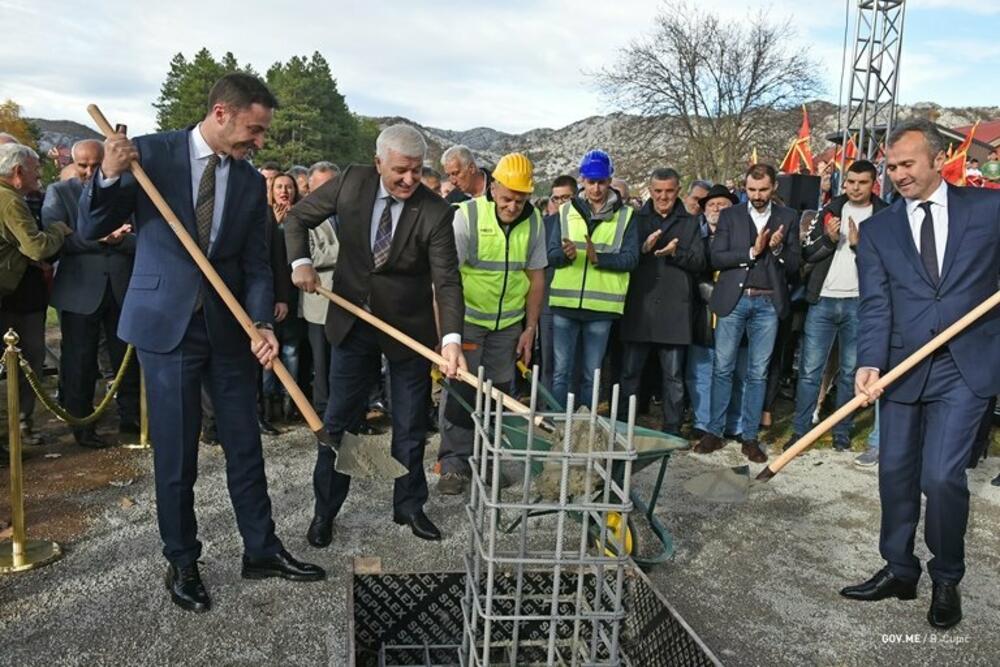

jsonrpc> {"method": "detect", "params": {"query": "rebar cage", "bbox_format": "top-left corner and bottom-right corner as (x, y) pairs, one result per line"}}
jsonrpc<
(461, 368), (638, 666)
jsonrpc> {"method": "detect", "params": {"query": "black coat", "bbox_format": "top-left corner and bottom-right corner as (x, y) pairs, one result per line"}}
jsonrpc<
(709, 203), (801, 319)
(620, 200), (706, 345)
(283, 165), (463, 362)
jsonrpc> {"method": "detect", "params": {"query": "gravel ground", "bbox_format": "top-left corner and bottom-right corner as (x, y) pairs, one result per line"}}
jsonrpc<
(0, 424), (997, 666)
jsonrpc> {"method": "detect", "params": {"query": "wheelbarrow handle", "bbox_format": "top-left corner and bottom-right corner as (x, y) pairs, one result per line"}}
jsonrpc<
(315, 286), (537, 421)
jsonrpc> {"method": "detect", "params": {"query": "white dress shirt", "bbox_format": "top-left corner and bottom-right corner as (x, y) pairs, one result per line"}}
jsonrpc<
(748, 201), (772, 259)
(99, 124), (229, 252)
(188, 124), (230, 252)
(905, 178), (948, 271)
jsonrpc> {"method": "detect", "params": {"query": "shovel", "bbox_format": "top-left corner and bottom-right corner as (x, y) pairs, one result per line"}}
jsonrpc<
(86, 104), (405, 479)
(313, 285), (557, 433)
(685, 288), (1000, 502)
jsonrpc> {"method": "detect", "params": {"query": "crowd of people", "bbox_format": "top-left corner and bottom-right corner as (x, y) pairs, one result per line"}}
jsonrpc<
(0, 73), (997, 625)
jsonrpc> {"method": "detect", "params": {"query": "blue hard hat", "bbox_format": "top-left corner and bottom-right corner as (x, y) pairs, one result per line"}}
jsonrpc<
(579, 150), (613, 180)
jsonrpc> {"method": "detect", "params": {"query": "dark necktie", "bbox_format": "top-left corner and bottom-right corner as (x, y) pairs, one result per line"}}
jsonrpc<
(372, 195), (394, 269)
(196, 153), (221, 253)
(193, 153), (220, 310)
(918, 201), (939, 285)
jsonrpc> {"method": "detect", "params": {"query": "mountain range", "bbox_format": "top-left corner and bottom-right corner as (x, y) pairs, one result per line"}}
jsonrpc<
(30, 100), (999, 188)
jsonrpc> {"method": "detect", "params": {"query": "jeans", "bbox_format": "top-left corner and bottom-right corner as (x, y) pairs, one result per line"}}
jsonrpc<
(708, 295), (779, 441)
(686, 343), (746, 435)
(793, 297), (859, 440)
(262, 340), (300, 397)
(868, 401), (880, 449)
(552, 314), (613, 409)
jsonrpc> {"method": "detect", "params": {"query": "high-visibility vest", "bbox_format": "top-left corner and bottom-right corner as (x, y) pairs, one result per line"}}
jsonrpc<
(548, 201), (633, 314)
(458, 196), (542, 330)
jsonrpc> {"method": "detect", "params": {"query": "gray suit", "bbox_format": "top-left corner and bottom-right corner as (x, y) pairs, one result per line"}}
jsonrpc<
(43, 179), (134, 314)
(42, 179), (139, 435)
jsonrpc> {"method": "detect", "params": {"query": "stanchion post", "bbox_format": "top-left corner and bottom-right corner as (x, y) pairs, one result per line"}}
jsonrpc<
(122, 371), (151, 450)
(0, 329), (62, 574)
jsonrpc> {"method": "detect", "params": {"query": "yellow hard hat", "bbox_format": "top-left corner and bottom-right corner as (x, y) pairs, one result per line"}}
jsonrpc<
(492, 152), (535, 194)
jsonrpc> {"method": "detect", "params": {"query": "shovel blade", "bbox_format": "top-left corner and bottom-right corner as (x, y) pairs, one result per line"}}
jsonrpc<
(315, 429), (408, 479)
(683, 464), (752, 503)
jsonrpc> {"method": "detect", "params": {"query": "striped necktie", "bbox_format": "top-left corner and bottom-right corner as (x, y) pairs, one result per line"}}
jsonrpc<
(193, 153), (220, 310)
(372, 195), (394, 269)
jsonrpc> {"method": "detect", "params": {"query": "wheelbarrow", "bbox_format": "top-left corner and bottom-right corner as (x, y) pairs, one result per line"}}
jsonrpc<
(440, 362), (689, 567)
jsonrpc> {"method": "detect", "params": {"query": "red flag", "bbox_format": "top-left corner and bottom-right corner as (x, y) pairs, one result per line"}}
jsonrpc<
(779, 105), (815, 174)
(834, 134), (859, 171)
(941, 121), (979, 186)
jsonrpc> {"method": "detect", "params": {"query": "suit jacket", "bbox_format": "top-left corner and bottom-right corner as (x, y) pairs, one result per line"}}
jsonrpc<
(621, 200), (706, 345)
(283, 165), (462, 361)
(43, 179), (135, 315)
(78, 130), (273, 353)
(709, 203), (801, 319)
(857, 185), (1000, 401)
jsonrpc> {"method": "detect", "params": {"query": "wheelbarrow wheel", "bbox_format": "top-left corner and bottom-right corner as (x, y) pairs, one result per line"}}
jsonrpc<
(593, 511), (636, 558)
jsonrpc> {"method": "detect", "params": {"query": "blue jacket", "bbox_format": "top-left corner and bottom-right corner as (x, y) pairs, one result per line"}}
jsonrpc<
(857, 184), (1000, 401)
(78, 130), (273, 353)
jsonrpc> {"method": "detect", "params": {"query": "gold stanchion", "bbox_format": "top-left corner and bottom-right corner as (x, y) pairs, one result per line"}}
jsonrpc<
(0, 329), (62, 573)
(121, 372), (151, 450)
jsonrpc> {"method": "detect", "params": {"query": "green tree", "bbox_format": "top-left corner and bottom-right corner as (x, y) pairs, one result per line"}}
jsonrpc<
(0, 99), (38, 148)
(257, 52), (365, 166)
(152, 50), (371, 167)
(153, 49), (252, 131)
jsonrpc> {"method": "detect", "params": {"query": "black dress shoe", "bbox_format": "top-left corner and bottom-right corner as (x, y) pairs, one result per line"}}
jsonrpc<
(393, 510), (442, 541)
(75, 430), (112, 449)
(306, 515), (333, 548)
(991, 473), (1000, 487)
(165, 562), (211, 613)
(928, 582), (962, 629)
(119, 420), (141, 436)
(356, 420), (383, 436)
(257, 416), (280, 436)
(242, 548), (325, 582)
(840, 566), (918, 601)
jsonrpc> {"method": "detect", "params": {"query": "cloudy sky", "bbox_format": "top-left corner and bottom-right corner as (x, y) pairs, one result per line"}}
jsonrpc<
(2, 0), (997, 136)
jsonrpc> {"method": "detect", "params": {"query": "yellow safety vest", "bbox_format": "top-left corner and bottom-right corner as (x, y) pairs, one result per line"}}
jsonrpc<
(548, 201), (633, 314)
(458, 196), (541, 330)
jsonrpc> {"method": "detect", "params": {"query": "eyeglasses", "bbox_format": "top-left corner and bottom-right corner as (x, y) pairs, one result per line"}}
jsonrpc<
(549, 194), (572, 203)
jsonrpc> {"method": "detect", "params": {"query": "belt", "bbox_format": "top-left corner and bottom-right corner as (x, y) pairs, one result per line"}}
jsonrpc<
(743, 288), (773, 296)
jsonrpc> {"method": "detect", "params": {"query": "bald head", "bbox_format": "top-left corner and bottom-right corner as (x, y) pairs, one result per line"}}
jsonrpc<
(0, 133), (18, 145)
(72, 139), (104, 182)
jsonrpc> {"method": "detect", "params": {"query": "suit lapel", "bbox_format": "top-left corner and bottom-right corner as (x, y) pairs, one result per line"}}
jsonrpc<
(359, 172), (380, 270)
(888, 198), (935, 288)
(211, 161), (242, 258)
(171, 131), (198, 238)
(938, 185), (966, 287)
(385, 195), (421, 268)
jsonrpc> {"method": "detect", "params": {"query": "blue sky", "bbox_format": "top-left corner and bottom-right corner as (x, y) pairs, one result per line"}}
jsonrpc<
(1, 0), (996, 136)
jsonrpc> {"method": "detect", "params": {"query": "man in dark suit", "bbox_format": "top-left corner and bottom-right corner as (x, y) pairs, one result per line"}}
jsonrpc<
(79, 73), (324, 614)
(285, 123), (466, 546)
(693, 163), (800, 462)
(43, 139), (140, 448)
(619, 168), (706, 434)
(842, 119), (1000, 630)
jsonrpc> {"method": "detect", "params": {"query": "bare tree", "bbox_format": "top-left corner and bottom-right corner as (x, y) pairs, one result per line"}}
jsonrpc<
(596, 2), (823, 181)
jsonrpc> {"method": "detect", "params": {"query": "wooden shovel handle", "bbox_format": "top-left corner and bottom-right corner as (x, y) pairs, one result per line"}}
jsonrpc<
(86, 104), (324, 434)
(758, 289), (1000, 480)
(314, 285), (534, 419)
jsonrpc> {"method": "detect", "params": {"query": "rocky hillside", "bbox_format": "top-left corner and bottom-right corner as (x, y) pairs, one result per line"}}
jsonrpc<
(29, 101), (998, 190)
(378, 101), (1000, 189)
(27, 118), (103, 155)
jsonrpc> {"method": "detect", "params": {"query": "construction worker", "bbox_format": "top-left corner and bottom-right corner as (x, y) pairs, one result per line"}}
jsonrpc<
(547, 149), (638, 409)
(436, 153), (547, 495)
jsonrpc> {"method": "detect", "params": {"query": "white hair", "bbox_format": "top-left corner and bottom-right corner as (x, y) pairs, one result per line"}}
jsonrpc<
(441, 144), (475, 169)
(376, 124), (427, 162)
(0, 143), (39, 178)
(71, 139), (103, 161)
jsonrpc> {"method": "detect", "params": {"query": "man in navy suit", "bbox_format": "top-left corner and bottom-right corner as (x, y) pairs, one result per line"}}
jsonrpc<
(842, 119), (1000, 630)
(79, 73), (324, 613)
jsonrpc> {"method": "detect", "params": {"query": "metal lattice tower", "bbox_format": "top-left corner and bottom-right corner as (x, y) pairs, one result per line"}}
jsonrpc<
(840, 0), (907, 163)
